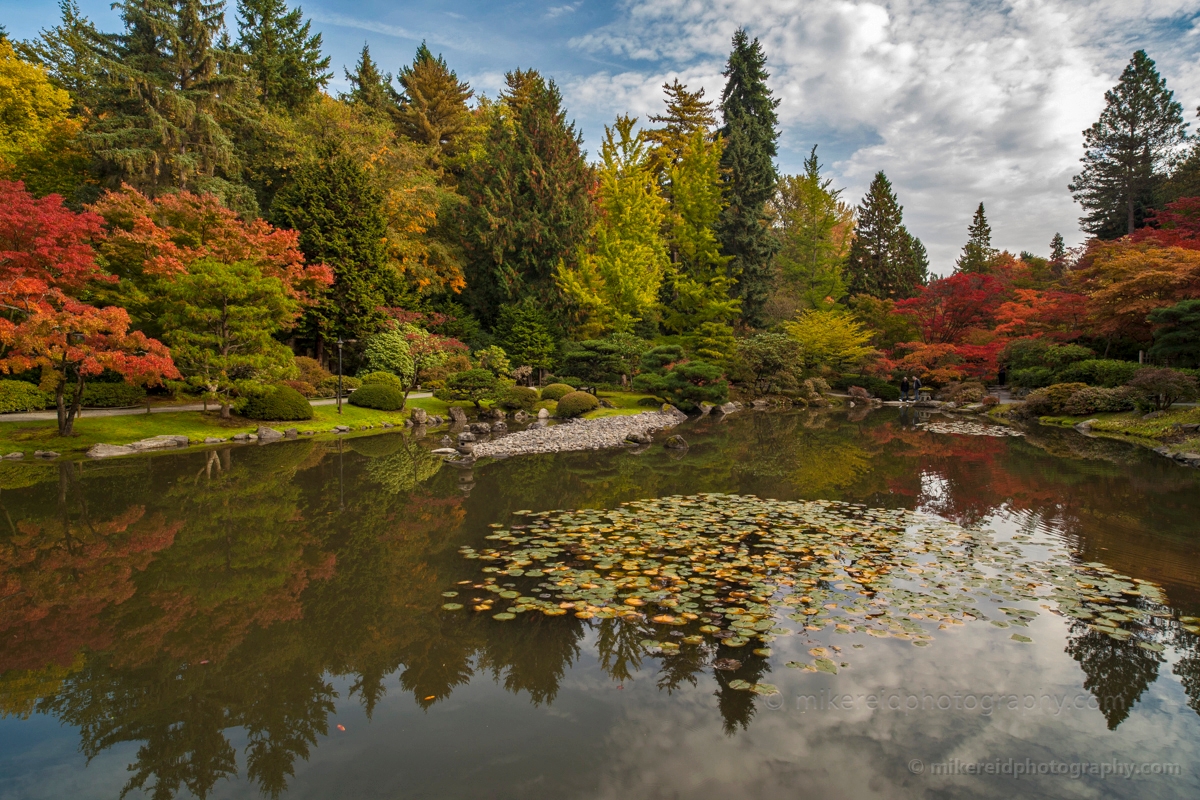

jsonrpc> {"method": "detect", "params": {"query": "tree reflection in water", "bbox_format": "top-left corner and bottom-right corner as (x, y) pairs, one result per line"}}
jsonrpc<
(0, 412), (1198, 799)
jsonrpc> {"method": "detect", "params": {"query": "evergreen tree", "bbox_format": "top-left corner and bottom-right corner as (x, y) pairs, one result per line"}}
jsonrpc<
(644, 79), (715, 181)
(1069, 50), (1188, 239)
(235, 0), (329, 110)
(44, 0), (247, 193)
(393, 42), (473, 159)
(495, 299), (556, 375)
(456, 69), (593, 324)
(1049, 232), (1067, 275)
(845, 171), (925, 299)
(955, 202), (996, 272)
(20, 1), (108, 111)
(774, 146), (854, 309)
(716, 28), (780, 328)
(343, 43), (394, 119)
(270, 150), (398, 349)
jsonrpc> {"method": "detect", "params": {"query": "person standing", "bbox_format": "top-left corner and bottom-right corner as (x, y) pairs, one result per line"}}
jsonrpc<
(900, 375), (910, 403)
(911, 375), (922, 402)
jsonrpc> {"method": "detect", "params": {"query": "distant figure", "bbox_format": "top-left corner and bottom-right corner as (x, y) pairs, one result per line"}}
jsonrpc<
(998, 365), (1007, 386)
(911, 375), (922, 402)
(900, 376), (910, 403)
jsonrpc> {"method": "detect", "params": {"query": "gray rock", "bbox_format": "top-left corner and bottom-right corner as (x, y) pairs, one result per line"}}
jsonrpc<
(204, 437), (226, 444)
(513, 410), (529, 422)
(247, 434), (259, 442)
(34, 450), (61, 459)
(626, 431), (652, 445)
(410, 407), (429, 425)
(127, 434), (190, 451)
(256, 426), (284, 442)
(1142, 411), (1165, 420)
(662, 404), (688, 421)
(664, 435), (688, 450)
(440, 436), (453, 446)
(232, 433), (250, 441)
(1182, 423), (1200, 432)
(537, 408), (550, 419)
(491, 421), (508, 431)
(469, 422), (492, 433)
(449, 406), (468, 425)
(1178, 452), (1200, 464)
(431, 447), (459, 455)
(334, 425), (351, 433)
(699, 402), (714, 416)
(381, 421), (394, 428)
(284, 428), (298, 438)
(457, 431), (477, 443)
(716, 402), (738, 415)
(3, 452), (24, 459)
(430, 415), (443, 426)
(302, 430), (316, 436)
(751, 399), (770, 410)
(88, 443), (136, 458)
(1075, 419), (1099, 432)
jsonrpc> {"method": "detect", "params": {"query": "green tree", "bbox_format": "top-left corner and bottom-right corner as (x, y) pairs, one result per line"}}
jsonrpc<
(844, 171), (926, 299)
(360, 329), (415, 384)
(773, 146), (854, 310)
(343, 43), (394, 119)
(733, 332), (802, 396)
(644, 79), (716, 182)
(1050, 232), (1067, 274)
(717, 28), (781, 328)
(1148, 300), (1200, 367)
(393, 42), (473, 160)
(160, 258), (299, 417)
(662, 129), (740, 356)
(235, 0), (329, 110)
(456, 69), (593, 322)
(955, 202), (996, 273)
(782, 309), (877, 373)
(556, 115), (669, 337)
(1069, 50), (1188, 238)
(435, 368), (496, 409)
(495, 300), (556, 377)
(270, 150), (398, 351)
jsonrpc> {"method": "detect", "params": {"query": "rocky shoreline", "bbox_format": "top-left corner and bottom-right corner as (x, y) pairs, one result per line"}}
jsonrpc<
(462, 409), (687, 459)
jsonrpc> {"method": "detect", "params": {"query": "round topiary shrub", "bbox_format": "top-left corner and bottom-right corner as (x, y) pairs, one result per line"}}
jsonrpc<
(0, 380), (50, 413)
(316, 375), (361, 397)
(497, 385), (539, 411)
(541, 383), (575, 402)
(282, 379), (317, 398)
(556, 391), (599, 418)
(359, 371), (404, 390)
(348, 383), (406, 411)
(242, 385), (314, 421)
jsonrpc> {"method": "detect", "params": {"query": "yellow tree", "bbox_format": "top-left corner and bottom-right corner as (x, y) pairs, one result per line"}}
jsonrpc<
(557, 116), (669, 336)
(783, 309), (877, 373)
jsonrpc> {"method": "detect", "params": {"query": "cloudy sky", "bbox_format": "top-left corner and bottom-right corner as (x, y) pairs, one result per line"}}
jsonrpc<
(8, 0), (1200, 272)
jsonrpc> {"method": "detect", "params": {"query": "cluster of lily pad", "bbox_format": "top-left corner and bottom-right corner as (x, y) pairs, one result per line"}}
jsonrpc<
(444, 494), (1188, 681)
(917, 419), (1024, 437)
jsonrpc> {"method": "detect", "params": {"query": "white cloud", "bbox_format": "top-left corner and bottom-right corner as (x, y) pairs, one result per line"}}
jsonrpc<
(547, 2), (584, 19)
(564, 0), (1200, 273)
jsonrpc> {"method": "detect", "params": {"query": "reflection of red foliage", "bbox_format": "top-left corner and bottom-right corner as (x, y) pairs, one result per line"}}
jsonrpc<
(0, 508), (181, 672)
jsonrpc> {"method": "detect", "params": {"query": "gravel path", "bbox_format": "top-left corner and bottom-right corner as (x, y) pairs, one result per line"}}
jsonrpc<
(470, 410), (684, 458)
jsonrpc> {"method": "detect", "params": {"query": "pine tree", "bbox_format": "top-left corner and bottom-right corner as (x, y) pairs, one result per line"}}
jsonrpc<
(1049, 232), (1067, 275)
(644, 79), (715, 180)
(955, 202), (996, 272)
(456, 69), (593, 324)
(235, 0), (329, 110)
(844, 171), (925, 299)
(270, 150), (398, 348)
(20, 1), (107, 110)
(393, 42), (473, 159)
(774, 146), (854, 309)
(716, 28), (780, 328)
(343, 43), (394, 119)
(1069, 50), (1188, 239)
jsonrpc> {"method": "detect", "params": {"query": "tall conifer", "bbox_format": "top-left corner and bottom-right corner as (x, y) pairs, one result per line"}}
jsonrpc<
(645, 79), (715, 181)
(394, 42), (473, 159)
(235, 0), (329, 110)
(845, 171), (926, 299)
(955, 202), (996, 272)
(1069, 50), (1188, 238)
(344, 43), (394, 119)
(716, 28), (780, 328)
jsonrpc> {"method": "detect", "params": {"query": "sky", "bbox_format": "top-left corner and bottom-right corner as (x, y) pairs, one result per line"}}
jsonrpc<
(7, 0), (1200, 274)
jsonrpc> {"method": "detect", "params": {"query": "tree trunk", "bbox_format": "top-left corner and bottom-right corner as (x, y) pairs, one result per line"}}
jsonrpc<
(220, 402), (231, 419)
(57, 371), (85, 436)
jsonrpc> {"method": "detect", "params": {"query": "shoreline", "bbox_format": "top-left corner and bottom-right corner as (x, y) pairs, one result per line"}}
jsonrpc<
(465, 409), (688, 460)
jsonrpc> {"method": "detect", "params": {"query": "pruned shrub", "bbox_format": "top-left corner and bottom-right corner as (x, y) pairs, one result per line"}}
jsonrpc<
(496, 385), (539, 411)
(359, 371), (405, 390)
(243, 385), (314, 421)
(81, 382), (147, 408)
(0, 380), (50, 413)
(1056, 359), (1144, 388)
(1127, 368), (1199, 411)
(1062, 386), (1138, 415)
(937, 382), (987, 404)
(282, 379), (317, 398)
(540, 383), (575, 402)
(555, 391), (599, 418)
(1009, 367), (1055, 389)
(981, 395), (1000, 408)
(434, 369), (497, 409)
(848, 386), (871, 401)
(317, 375), (360, 397)
(830, 374), (900, 401)
(632, 360), (729, 411)
(1023, 382), (1088, 416)
(348, 383), (406, 411)
(295, 356), (331, 386)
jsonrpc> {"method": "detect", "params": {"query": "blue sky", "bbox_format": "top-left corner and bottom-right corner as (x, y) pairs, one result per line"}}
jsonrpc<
(7, 0), (1200, 273)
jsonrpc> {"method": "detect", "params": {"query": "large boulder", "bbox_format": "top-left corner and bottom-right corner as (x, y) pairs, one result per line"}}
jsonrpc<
(626, 431), (652, 445)
(457, 431), (477, 443)
(410, 407), (428, 425)
(256, 426), (284, 442)
(469, 422), (492, 434)
(88, 443), (135, 459)
(664, 435), (688, 450)
(128, 435), (190, 451)
(537, 408), (550, 419)
(449, 406), (468, 426)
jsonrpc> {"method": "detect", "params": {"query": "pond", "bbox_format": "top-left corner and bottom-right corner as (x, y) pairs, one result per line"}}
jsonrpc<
(1, 408), (1198, 799)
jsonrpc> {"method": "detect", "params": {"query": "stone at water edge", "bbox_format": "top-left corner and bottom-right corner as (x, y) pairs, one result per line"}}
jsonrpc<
(431, 448), (458, 455)
(513, 410), (529, 422)
(664, 435), (688, 450)
(715, 402), (738, 415)
(458, 431), (477, 443)
(3, 452), (24, 459)
(127, 435), (190, 451)
(87, 443), (136, 459)
(449, 406), (468, 425)
(203, 437), (225, 444)
(33, 450), (61, 459)
(626, 431), (652, 445)
(537, 408), (550, 419)
(469, 422), (491, 433)
(1074, 419), (1098, 432)
(284, 428), (299, 437)
(256, 426), (284, 442)
(410, 407), (428, 425)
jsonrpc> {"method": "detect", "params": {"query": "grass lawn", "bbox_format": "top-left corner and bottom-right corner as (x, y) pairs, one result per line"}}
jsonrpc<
(589, 391), (661, 418)
(0, 392), (659, 457)
(1021, 406), (1200, 454)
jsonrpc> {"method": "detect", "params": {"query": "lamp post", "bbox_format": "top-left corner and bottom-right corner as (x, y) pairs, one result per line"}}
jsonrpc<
(335, 338), (357, 414)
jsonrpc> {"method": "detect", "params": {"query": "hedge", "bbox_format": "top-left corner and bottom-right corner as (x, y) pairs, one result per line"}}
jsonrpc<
(242, 386), (314, 421)
(496, 386), (539, 411)
(81, 382), (147, 408)
(348, 383), (406, 411)
(359, 371), (405, 390)
(0, 380), (50, 413)
(540, 383), (575, 402)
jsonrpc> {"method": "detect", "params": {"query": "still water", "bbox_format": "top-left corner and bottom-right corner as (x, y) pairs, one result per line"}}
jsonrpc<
(0, 408), (1198, 799)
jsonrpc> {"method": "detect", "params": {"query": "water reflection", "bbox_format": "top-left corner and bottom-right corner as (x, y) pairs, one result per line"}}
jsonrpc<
(0, 411), (1198, 799)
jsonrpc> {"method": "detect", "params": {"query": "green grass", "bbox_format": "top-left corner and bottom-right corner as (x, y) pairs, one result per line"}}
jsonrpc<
(589, 391), (660, 418)
(1033, 406), (1200, 454)
(0, 391), (659, 457)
